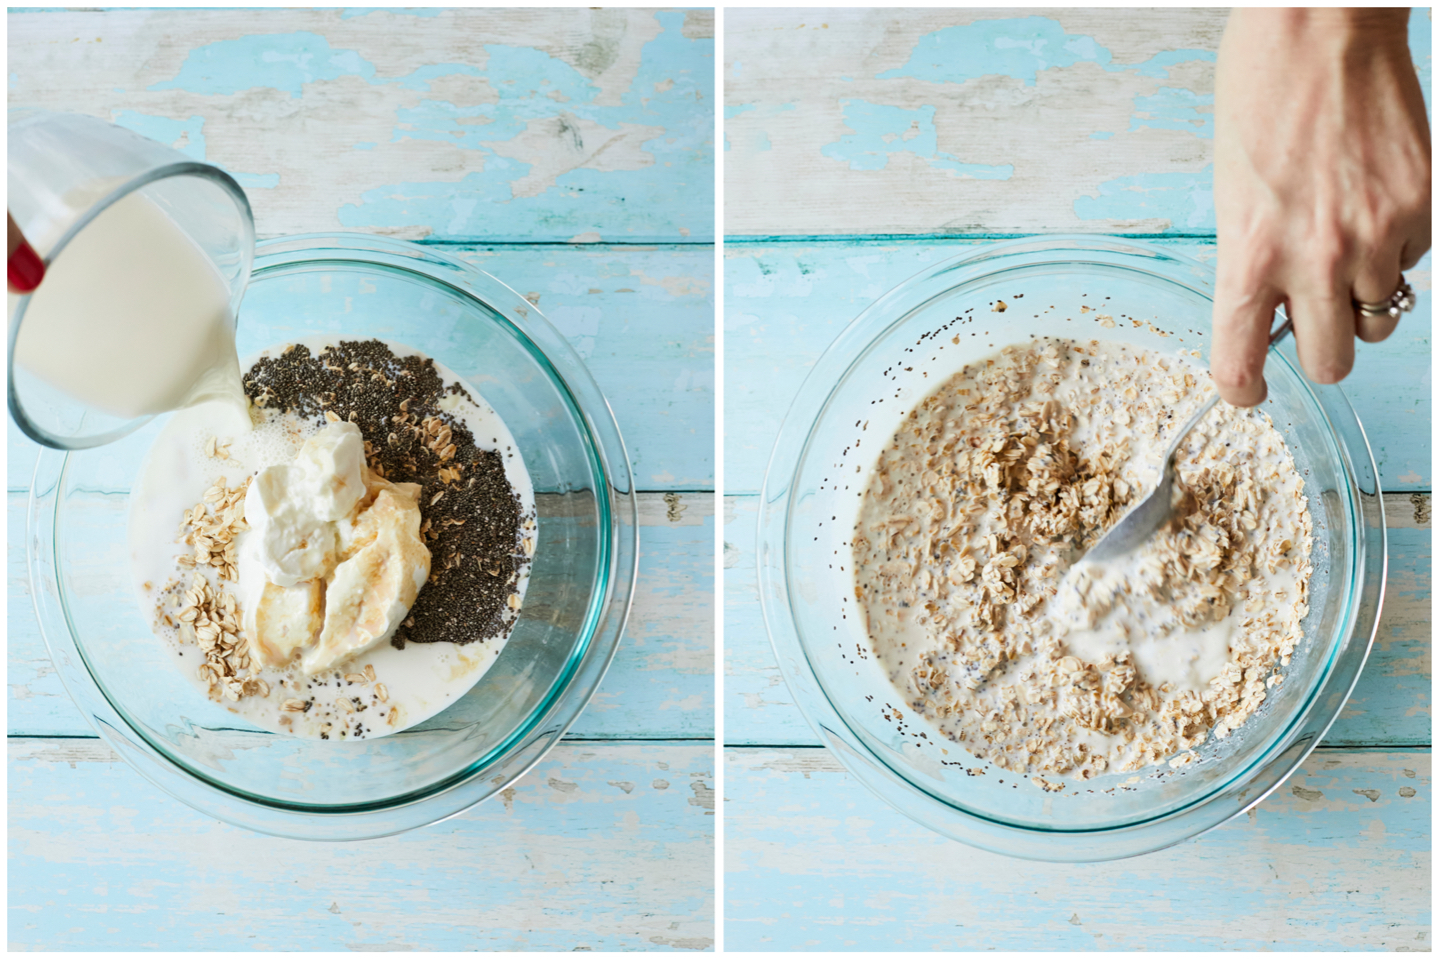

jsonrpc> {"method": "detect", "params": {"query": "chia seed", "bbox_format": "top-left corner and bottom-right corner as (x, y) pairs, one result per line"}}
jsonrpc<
(243, 339), (532, 648)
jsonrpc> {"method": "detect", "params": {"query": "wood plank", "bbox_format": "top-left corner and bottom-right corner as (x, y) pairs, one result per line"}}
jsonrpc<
(9, 738), (714, 952)
(9, 243), (714, 492)
(6, 8), (718, 952)
(9, 491), (714, 740)
(724, 8), (1430, 237)
(9, 8), (714, 243)
(723, 494), (1431, 749)
(723, 746), (1428, 950)
(724, 240), (1431, 493)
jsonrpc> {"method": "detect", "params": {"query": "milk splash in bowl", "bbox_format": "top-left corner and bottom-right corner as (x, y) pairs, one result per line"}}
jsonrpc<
(852, 337), (1314, 781)
(127, 338), (537, 740)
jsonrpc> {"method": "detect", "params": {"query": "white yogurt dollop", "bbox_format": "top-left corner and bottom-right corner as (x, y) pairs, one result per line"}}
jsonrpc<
(244, 421), (366, 587)
(127, 338), (538, 741)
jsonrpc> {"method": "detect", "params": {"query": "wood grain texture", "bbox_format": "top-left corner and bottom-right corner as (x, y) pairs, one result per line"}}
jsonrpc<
(7, 244), (715, 491)
(9, 7), (714, 243)
(724, 241), (1431, 493)
(724, 746), (1429, 951)
(724, 494), (1431, 749)
(8, 10), (716, 949)
(10, 738), (714, 952)
(720, 6), (1430, 948)
(7, 490), (713, 740)
(725, 8), (1430, 237)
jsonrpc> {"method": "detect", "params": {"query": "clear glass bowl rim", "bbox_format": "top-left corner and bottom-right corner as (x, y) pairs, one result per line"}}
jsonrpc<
(757, 234), (1387, 862)
(27, 232), (640, 840)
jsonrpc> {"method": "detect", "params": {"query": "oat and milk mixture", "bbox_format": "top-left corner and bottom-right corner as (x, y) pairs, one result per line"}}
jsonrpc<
(853, 337), (1313, 780)
(128, 338), (536, 740)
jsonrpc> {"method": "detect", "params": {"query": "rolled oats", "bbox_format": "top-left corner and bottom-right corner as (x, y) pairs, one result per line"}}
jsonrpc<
(854, 338), (1312, 780)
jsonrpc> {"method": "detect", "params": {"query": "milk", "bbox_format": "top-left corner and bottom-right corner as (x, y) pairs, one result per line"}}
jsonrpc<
(852, 337), (1314, 776)
(11, 189), (250, 432)
(127, 339), (536, 740)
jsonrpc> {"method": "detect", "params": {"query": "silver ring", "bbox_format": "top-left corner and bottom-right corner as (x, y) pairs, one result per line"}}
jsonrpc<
(1354, 276), (1416, 319)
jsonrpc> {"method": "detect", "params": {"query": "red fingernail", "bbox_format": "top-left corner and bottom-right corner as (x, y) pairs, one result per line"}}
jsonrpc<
(8, 239), (45, 294)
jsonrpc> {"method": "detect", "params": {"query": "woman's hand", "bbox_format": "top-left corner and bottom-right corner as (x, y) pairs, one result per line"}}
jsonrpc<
(1211, 7), (1430, 406)
(8, 213), (45, 294)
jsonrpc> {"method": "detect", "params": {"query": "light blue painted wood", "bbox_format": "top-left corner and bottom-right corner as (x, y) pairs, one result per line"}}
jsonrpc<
(8, 9), (715, 950)
(725, 746), (1428, 950)
(724, 9), (1429, 238)
(6, 254), (717, 739)
(725, 241), (1431, 494)
(724, 495), (1431, 749)
(10, 739), (714, 951)
(8, 491), (714, 740)
(723, 8), (1430, 946)
(8, 8), (714, 244)
(8, 245), (714, 491)
(459, 246), (715, 489)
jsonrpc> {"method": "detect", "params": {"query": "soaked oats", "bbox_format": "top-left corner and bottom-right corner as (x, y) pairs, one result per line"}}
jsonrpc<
(853, 337), (1312, 779)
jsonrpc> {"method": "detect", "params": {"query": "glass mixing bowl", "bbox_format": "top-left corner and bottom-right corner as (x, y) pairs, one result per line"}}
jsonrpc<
(28, 234), (638, 840)
(758, 236), (1386, 862)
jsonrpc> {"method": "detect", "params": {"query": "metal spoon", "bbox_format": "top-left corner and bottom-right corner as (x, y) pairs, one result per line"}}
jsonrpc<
(1085, 316), (1294, 562)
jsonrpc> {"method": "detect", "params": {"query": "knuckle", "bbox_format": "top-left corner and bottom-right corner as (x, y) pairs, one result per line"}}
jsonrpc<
(1399, 171), (1431, 216)
(1218, 231), (1283, 288)
(1364, 206), (1399, 247)
(1308, 229), (1349, 280)
(1241, 243), (1284, 286)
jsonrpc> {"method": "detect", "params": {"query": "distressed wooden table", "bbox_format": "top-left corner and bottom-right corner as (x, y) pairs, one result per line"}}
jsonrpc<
(7, 9), (714, 951)
(724, 9), (1431, 951)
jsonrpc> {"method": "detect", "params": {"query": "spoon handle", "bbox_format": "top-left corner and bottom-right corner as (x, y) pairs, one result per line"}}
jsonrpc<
(1089, 315), (1299, 561)
(1267, 312), (1294, 350)
(1163, 313), (1296, 467)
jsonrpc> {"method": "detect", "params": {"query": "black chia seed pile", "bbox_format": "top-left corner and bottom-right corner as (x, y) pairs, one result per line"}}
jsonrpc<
(243, 340), (532, 648)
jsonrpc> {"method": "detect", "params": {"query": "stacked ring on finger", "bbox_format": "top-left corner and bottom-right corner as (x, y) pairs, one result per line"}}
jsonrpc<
(1354, 276), (1416, 320)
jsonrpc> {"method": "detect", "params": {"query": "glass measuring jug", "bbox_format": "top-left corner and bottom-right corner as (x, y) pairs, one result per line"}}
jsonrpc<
(7, 110), (255, 449)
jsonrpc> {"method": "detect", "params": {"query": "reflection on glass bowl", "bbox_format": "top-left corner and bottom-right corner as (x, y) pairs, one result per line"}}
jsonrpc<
(758, 236), (1385, 862)
(28, 234), (638, 840)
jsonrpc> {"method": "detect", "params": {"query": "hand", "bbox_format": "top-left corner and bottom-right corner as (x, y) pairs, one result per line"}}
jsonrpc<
(7, 212), (45, 294)
(1211, 8), (1430, 406)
